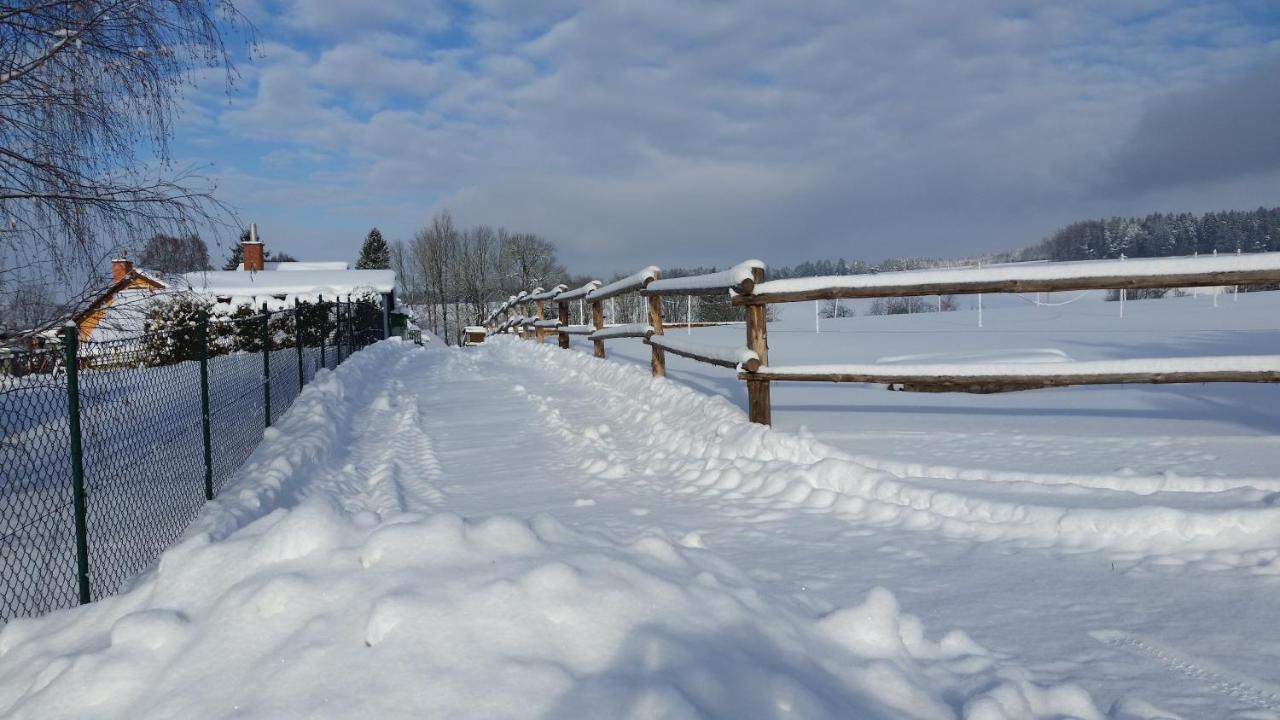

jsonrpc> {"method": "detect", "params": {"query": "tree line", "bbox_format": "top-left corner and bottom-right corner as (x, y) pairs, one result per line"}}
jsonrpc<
(1025, 207), (1280, 261)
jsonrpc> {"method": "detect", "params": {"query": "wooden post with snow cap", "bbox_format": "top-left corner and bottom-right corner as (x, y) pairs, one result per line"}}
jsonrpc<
(535, 299), (545, 344)
(591, 300), (605, 358)
(743, 266), (771, 425)
(647, 271), (665, 377)
(557, 300), (570, 349)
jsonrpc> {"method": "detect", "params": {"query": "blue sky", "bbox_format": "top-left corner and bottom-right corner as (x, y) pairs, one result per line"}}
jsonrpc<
(176, 0), (1280, 274)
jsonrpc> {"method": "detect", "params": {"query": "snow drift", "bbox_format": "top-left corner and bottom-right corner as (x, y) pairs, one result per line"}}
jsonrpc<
(0, 341), (1104, 719)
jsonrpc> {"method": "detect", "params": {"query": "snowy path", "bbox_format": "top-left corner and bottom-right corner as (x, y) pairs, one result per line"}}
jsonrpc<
(2, 338), (1278, 719)
(424, 339), (1280, 719)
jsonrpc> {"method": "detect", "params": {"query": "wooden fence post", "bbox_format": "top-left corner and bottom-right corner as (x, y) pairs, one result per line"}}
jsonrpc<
(558, 301), (570, 349)
(535, 299), (545, 344)
(591, 300), (605, 358)
(647, 271), (665, 377)
(744, 266), (771, 425)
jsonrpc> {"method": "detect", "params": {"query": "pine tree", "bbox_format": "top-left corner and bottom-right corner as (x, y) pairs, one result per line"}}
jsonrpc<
(222, 242), (243, 271)
(356, 227), (390, 269)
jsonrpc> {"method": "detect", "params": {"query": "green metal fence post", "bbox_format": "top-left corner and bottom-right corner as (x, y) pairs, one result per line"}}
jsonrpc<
(295, 299), (305, 389)
(198, 311), (213, 501)
(261, 303), (272, 428)
(337, 300), (345, 364)
(318, 295), (327, 370)
(347, 298), (355, 353)
(62, 324), (91, 605)
(382, 292), (391, 340)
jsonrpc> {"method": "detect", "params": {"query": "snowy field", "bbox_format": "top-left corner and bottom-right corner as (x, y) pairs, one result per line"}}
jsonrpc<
(0, 293), (1278, 718)
(590, 290), (1280, 479)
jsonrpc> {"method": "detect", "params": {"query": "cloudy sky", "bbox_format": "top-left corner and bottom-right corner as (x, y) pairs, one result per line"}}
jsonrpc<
(180, 0), (1280, 274)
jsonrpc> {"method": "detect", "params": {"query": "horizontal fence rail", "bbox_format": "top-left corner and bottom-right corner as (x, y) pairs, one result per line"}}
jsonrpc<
(483, 251), (1280, 426)
(733, 252), (1280, 304)
(1, 297), (388, 622)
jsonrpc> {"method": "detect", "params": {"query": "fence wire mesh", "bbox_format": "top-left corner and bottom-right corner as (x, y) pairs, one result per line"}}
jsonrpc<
(1, 298), (385, 622)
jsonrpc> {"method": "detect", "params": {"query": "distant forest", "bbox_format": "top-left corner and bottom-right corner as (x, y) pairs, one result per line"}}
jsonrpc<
(771, 206), (1280, 279)
(1027, 206), (1280, 262)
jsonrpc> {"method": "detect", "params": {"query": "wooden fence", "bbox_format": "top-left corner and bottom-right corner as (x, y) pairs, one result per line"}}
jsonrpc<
(485, 252), (1280, 426)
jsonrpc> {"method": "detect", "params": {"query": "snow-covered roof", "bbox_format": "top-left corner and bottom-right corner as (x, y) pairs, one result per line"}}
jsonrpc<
(182, 269), (396, 305)
(84, 287), (178, 344)
(236, 261), (350, 272)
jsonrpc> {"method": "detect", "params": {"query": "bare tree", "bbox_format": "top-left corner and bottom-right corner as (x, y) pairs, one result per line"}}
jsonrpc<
(137, 234), (211, 273)
(0, 0), (249, 327)
(458, 225), (497, 325)
(410, 210), (461, 344)
(500, 232), (564, 294)
(1, 281), (59, 331)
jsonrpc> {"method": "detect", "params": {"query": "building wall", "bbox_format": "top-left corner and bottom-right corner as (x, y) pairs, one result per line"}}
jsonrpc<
(76, 275), (165, 342)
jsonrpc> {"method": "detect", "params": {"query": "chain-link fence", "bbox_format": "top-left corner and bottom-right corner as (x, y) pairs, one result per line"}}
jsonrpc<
(1, 298), (386, 622)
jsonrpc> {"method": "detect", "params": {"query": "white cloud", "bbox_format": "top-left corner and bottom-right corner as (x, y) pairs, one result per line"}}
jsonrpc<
(190, 0), (1280, 269)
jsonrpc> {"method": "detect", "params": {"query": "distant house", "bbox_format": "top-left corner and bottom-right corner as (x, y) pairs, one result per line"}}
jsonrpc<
(70, 228), (397, 344)
(71, 259), (180, 343)
(181, 231), (396, 313)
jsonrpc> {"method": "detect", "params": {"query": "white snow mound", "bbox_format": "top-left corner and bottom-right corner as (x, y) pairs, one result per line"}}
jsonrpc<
(0, 341), (1102, 720)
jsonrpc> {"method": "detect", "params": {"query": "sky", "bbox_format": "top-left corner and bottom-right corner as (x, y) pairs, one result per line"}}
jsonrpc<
(177, 0), (1280, 275)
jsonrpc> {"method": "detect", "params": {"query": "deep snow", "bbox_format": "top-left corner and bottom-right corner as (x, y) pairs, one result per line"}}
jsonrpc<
(2, 291), (1279, 717)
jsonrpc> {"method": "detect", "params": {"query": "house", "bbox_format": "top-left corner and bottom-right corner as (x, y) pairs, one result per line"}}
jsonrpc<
(69, 227), (397, 344)
(181, 230), (396, 314)
(71, 258), (181, 343)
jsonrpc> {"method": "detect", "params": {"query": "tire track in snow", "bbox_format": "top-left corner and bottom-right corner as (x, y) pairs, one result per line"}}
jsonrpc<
(1091, 630), (1280, 714)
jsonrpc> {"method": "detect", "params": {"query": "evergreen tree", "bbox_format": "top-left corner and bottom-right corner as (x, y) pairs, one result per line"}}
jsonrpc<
(222, 242), (243, 271)
(357, 227), (391, 269)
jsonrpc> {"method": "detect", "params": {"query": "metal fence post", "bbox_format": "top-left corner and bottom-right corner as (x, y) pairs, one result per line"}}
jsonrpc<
(261, 304), (272, 428)
(335, 301), (344, 364)
(382, 292), (391, 340)
(198, 311), (213, 501)
(318, 295), (327, 370)
(62, 324), (91, 605)
(295, 299), (305, 389)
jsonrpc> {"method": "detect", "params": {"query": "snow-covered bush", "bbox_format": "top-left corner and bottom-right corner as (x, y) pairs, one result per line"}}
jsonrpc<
(141, 294), (211, 366)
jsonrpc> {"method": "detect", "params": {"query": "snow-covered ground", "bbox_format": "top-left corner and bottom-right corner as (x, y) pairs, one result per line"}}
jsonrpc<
(595, 290), (1280, 479)
(2, 292), (1278, 718)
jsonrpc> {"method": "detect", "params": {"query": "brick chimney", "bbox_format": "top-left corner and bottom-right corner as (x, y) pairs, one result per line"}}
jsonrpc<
(242, 223), (264, 272)
(111, 258), (133, 283)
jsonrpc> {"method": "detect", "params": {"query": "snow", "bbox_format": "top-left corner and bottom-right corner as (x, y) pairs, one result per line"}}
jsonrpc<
(526, 284), (568, 301)
(750, 251), (1280, 296)
(649, 334), (760, 369)
(589, 322), (653, 340)
(237, 261), (350, 272)
(758, 355), (1280, 379)
(6, 290), (1280, 718)
(556, 280), (603, 302)
(644, 260), (764, 295)
(558, 324), (594, 335)
(0, 341), (1106, 719)
(182, 269), (395, 304)
(586, 266), (661, 302)
(875, 349), (1074, 365)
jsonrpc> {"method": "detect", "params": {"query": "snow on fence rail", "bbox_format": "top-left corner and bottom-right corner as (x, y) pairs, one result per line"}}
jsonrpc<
(485, 251), (1280, 425)
(586, 266), (660, 302)
(589, 323), (654, 341)
(642, 260), (763, 296)
(733, 252), (1280, 304)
